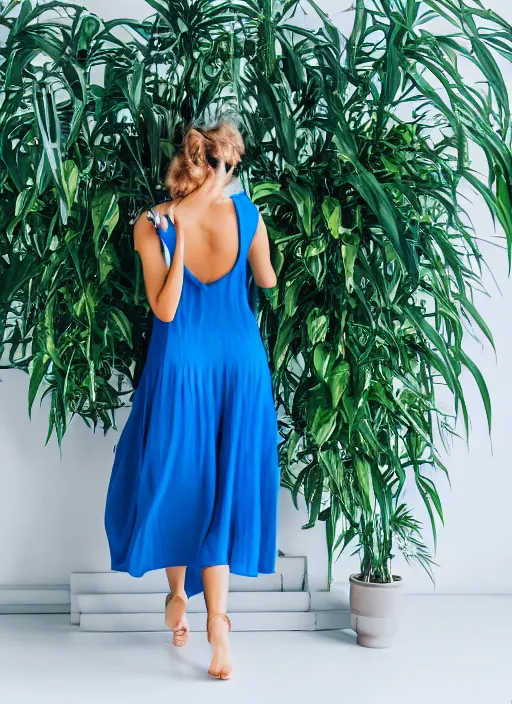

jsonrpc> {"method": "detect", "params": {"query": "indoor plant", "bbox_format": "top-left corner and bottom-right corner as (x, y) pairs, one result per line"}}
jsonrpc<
(237, 0), (512, 646)
(1, 0), (511, 646)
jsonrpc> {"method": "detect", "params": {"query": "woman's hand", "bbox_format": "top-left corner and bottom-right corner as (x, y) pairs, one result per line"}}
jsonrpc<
(212, 159), (235, 193)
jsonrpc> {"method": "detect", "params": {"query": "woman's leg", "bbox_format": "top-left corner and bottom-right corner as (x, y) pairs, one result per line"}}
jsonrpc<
(164, 566), (189, 646)
(165, 566), (187, 597)
(202, 564), (232, 678)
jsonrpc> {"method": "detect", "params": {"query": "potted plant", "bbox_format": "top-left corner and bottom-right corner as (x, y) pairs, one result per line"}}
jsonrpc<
(244, 0), (511, 648)
(345, 471), (427, 648)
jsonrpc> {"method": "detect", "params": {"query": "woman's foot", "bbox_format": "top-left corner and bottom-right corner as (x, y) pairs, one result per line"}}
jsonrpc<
(164, 592), (189, 647)
(207, 613), (232, 679)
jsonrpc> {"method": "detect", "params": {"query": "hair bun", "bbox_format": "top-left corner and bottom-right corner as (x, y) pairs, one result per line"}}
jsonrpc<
(165, 121), (245, 200)
(183, 127), (207, 168)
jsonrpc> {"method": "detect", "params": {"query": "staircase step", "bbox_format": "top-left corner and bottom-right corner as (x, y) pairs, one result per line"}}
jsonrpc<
(80, 610), (317, 632)
(71, 569), (280, 596)
(310, 584), (350, 612)
(0, 585), (69, 614)
(70, 556), (306, 624)
(79, 609), (350, 632)
(77, 590), (310, 615)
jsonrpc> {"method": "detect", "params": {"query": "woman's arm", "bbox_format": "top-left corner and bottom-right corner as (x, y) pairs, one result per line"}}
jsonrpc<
(133, 211), (185, 323)
(248, 214), (277, 289)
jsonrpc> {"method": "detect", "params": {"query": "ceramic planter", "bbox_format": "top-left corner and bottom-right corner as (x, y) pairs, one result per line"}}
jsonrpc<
(349, 573), (403, 648)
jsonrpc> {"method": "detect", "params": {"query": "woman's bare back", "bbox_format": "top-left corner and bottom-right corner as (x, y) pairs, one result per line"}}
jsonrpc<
(135, 180), (276, 323)
(159, 197), (240, 286)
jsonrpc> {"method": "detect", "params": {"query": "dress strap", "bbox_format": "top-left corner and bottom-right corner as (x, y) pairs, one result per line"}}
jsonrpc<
(234, 192), (260, 262)
(232, 192), (260, 313)
(146, 207), (176, 267)
(146, 208), (161, 227)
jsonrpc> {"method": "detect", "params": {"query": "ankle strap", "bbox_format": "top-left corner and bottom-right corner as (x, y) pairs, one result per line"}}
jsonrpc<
(206, 612), (231, 631)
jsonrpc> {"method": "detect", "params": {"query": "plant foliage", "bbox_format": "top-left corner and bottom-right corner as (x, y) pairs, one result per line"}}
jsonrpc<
(1, 0), (511, 583)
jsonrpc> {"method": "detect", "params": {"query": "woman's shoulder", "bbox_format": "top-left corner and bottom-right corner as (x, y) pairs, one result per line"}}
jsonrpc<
(133, 201), (174, 251)
(232, 189), (260, 223)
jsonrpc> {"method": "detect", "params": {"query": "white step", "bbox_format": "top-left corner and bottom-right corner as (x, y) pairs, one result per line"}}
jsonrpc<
(310, 584), (350, 612)
(70, 556), (306, 624)
(77, 590), (310, 615)
(79, 610), (348, 632)
(0, 585), (69, 613)
(315, 610), (351, 630)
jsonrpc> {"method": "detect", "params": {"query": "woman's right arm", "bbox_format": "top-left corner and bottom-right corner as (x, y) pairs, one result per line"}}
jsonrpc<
(248, 214), (277, 289)
(133, 212), (185, 323)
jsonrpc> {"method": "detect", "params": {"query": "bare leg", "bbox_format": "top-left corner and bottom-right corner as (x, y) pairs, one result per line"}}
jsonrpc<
(164, 567), (189, 647)
(202, 564), (232, 679)
(165, 566), (187, 596)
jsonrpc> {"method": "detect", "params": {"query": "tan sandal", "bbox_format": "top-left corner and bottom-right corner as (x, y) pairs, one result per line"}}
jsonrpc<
(206, 612), (232, 679)
(164, 592), (189, 647)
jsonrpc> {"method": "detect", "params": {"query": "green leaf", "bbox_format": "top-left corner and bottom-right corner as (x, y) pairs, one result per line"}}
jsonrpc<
(322, 196), (342, 239)
(354, 455), (374, 512)
(313, 343), (332, 380)
(305, 238), (327, 257)
(92, 189), (119, 257)
(99, 242), (117, 284)
(288, 182), (314, 237)
(341, 231), (360, 293)
(273, 319), (297, 370)
(251, 181), (281, 200)
(28, 353), (51, 418)
(329, 362), (350, 408)
(287, 430), (301, 465)
(307, 309), (328, 345)
(454, 293), (495, 352)
(459, 349), (492, 434)
(311, 407), (338, 446)
(111, 309), (133, 348)
(32, 81), (68, 224)
(62, 160), (79, 209)
(345, 168), (419, 285)
(284, 277), (304, 318)
(318, 448), (344, 490)
(302, 482), (323, 529)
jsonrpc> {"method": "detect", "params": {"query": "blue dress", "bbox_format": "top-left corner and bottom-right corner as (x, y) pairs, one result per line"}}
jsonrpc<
(104, 191), (280, 599)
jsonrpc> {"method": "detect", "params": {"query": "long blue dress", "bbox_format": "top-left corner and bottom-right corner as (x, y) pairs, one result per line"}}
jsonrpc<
(104, 191), (280, 599)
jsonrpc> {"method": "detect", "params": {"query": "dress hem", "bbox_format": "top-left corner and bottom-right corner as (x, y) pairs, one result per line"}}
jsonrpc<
(110, 559), (277, 582)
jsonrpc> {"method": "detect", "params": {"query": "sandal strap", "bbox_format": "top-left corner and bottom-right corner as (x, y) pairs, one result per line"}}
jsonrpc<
(206, 612), (231, 637)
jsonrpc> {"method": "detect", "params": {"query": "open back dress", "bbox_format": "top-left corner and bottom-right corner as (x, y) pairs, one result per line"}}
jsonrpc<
(104, 191), (280, 599)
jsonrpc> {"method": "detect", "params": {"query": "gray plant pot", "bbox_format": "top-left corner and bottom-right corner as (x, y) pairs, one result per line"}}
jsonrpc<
(349, 573), (403, 648)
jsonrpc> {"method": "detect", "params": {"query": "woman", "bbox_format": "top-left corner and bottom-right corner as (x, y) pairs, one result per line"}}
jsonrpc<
(104, 121), (279, 680)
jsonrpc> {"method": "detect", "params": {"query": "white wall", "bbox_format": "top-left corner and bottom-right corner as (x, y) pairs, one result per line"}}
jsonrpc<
(1, 0), (511, 595)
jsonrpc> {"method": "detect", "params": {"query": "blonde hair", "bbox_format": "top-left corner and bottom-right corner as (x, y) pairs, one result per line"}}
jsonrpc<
(164, 121), (245, 200)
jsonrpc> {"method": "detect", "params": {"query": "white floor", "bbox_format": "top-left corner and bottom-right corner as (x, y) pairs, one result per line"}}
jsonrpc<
(0, 595), (510, 704)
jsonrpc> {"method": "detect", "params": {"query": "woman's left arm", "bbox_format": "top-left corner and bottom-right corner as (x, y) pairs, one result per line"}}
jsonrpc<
(134, 212), (185, 323)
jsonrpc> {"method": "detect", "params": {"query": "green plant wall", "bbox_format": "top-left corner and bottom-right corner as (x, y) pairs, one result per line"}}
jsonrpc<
(1, 0), (512, 583)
